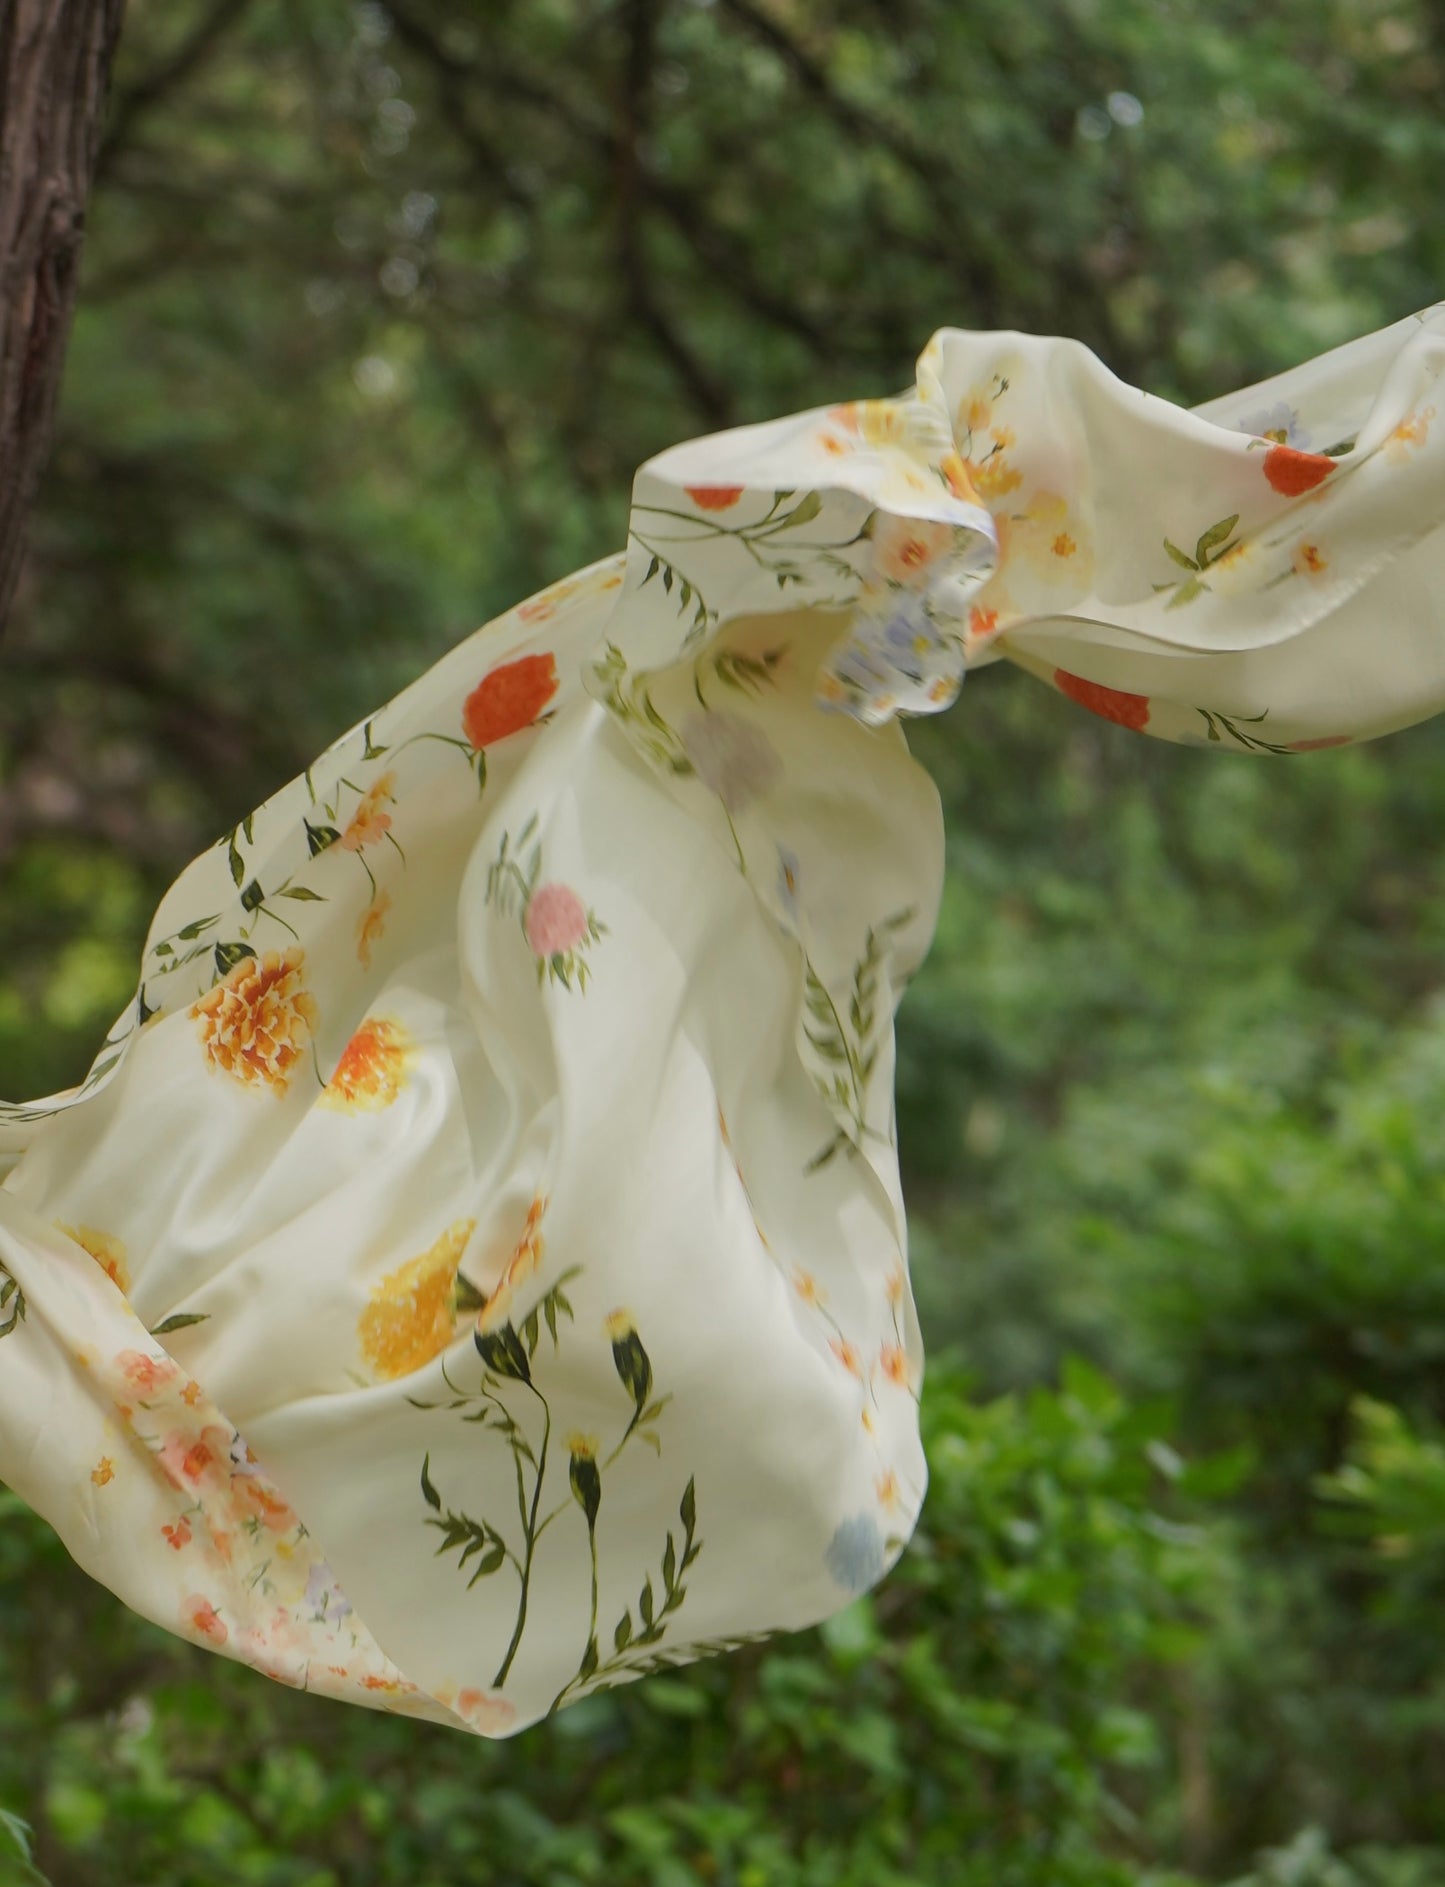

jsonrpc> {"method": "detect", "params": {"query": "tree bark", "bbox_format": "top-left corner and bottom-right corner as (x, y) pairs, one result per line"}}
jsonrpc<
(0, 0), (127, 639)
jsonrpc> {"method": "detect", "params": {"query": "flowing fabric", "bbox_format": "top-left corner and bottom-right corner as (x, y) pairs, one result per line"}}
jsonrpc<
(2, 304), (1444, 1738)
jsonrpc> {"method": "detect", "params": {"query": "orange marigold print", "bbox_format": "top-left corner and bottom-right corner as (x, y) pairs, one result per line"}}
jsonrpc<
(1053, 669), (1151, 732)
(462, 653), (559, 749)
(359, 1219), (477, 1380)
(683, 484), (745, 511)
(191, 949), (318, 1095)
(323, 1016), (414, 1112)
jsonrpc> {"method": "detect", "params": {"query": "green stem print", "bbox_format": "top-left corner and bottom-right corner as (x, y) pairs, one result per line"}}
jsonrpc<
(1195, 706), (1297, 754)
(802, 908), (916, 1173)
(1155, 512), (1241, 609)
(158, 743), (411, 1008)
(415, 1281), (696, 1701)
(631, 487), (871, 647)
(0, 1263), (26, 1340)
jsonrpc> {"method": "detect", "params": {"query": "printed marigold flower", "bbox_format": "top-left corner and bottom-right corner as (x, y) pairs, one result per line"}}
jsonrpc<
(162, 1518), (191, 1549)
(184, 1595), (228, 1645)
(356, 890), (392, 970)
(58, 1223), (130, 1295)
(323, 1015), (414, 1111)
(191, 948), (318, 1095)
(1262, 445), (1337, 496)
(793, 1270), (824, 1306)
(871, 514), (956, 585)
(462, 652), (559, 748)
(884, 1263), (906, 1308)
(607, 1311), (653, 1417)
(339, 772), (396, 852)
(91, 1457), (115, 1487)
(524, 883), (590, 958)
(1292, 539), (1329, 579)
(1052, 532), (1077, 559)
(358, 1219), (477, 1380)
(1053, 669), (1151, 732)
(875, 1469), (900, 1509)
(568, 1433), (602, 1527)
(474, 1321), (531, 1383)
(683, 485), (745, 510)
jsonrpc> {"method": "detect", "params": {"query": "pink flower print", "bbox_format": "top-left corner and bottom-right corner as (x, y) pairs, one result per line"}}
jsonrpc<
(524, 883), (590, 959)
(681, 710), (783, 814)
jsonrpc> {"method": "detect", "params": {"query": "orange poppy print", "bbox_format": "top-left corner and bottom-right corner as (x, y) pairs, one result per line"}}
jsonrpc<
(1261, 445), (1337, 496)
(683, 485), (745, 511)
(462, 653), (559, 749)
(1053, 669), (1151, 732)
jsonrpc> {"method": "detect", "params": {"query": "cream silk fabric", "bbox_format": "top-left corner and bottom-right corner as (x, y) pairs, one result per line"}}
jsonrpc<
(3, 306), (1445, 1738)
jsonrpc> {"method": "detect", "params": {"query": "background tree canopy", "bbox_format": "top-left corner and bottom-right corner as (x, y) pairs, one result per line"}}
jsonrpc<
(7, 2), (1445, 1882)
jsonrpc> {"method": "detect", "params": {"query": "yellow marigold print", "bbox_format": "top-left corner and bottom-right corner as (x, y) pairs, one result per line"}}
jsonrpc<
(359, 1219), (477, 1381)
(322, 1016), (414, 1112)
(58, 1223), (130, 1295)
(191, 948), (318, 1095)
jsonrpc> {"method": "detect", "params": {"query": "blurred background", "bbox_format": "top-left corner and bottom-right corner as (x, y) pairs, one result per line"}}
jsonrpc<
(7, 1), (1445, 1881)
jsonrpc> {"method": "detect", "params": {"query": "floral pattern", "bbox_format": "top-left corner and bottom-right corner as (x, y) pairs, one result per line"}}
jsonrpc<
(6, 304), (1445, 1741)
(191, 948), (318, 1095)
(462, 653), (559, 749)
(323, 1015), (414, 1111)
(358, 1220), (477, 1380)
(485, 820), (606, 991)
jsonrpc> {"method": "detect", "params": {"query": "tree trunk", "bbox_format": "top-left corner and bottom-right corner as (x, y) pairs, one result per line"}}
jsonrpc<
(0, 0), (126, 638)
